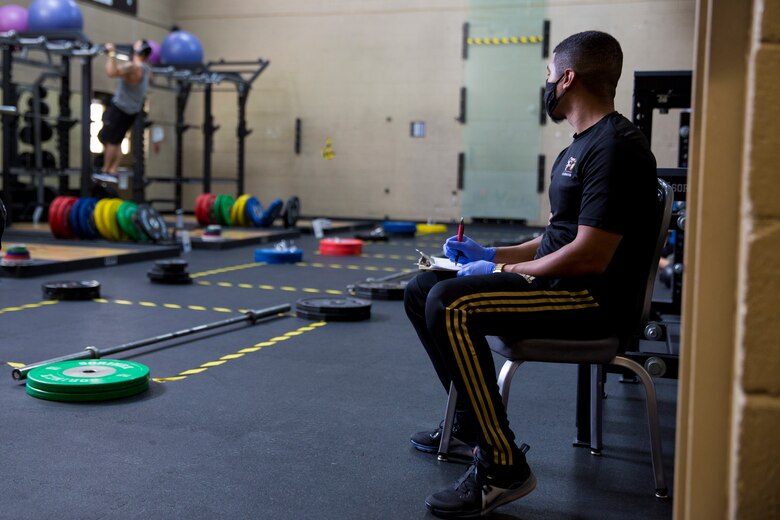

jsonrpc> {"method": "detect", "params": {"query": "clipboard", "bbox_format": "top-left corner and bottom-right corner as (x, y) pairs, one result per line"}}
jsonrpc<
(416, 249), (460, 271)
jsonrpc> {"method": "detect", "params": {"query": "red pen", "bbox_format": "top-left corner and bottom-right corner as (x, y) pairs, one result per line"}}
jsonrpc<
(454, 217), (464, 264)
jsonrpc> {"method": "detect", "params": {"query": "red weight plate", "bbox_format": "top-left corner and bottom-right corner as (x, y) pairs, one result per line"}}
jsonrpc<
(195, 193), (211, 226)
(205, 193), (218, 224)
(58, 196), (78, 239)
(48, 196), (66, 238)
(319, 238), (364, 256)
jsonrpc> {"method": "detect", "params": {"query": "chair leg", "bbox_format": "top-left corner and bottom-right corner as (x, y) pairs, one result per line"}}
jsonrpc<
(590, 364), (604, 455)
(496, 360), (522, 408)
(612, 356), (669, 498)
(574, 363), (591, 447)
(437, 382), (458, 461)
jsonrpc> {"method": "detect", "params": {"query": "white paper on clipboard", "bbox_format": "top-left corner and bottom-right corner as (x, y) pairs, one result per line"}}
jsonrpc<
(416, 249), (461, 271)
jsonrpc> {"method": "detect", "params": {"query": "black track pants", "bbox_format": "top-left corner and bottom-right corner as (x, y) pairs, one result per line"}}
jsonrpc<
(404, 270), (611, 468)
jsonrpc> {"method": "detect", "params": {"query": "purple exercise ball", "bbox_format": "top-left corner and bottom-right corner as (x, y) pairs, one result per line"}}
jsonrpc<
(27, 0), (83, 32)
(0, 5), (28, 33)
(147, 39), (161, 65)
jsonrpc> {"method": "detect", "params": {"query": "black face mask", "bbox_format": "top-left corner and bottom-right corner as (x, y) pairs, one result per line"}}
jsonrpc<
(544, 75), (566, 123)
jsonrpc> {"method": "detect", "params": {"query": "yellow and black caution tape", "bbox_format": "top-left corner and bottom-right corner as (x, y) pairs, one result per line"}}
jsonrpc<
(154, 322), (328, 382)
(467, 35), (543, 46)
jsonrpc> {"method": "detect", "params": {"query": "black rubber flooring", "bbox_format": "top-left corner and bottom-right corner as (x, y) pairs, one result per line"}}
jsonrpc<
(0, 223), (676, 520)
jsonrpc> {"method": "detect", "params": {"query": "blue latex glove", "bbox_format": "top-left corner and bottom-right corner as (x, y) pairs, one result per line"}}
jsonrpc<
(443, 235), (496, 264)
(457, 260), (496, 277)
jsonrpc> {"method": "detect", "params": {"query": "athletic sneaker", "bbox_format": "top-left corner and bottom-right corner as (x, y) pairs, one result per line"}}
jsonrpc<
(410, 420), (477, 462)
(425, 449), (536, 518)
(91, 172), (118, 184)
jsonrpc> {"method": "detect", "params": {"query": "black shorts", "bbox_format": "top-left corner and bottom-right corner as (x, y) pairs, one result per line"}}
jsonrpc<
(98, 103), (137, 145)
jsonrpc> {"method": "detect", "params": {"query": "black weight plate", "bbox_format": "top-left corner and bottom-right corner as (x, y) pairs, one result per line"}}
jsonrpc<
(295, 308), (371, 322)
(147, 270), (193, 284)
(281, 196), (301, 228)
(42, 280), (101, 300)
(354, 281), (406, 301)
(136, 204), (169, 242)
(295, 297), (371, 321)
(355, 232), (389, 242)
(154, 259), (189, 273)
(25, 101), (51, 115)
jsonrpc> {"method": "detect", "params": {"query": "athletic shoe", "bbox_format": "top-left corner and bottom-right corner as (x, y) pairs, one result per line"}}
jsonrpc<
(425, 446), (536, 518)
(410, 420), (477, 462)
(91, 172), (118, 184)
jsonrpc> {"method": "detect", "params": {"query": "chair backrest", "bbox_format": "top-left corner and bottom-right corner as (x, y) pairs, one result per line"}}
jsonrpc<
(635, 178), (674, 331)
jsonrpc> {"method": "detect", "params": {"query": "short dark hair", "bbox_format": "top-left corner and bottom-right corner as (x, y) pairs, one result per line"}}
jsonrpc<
(136, 39), (152, 59)
(553, 31), (623, 101)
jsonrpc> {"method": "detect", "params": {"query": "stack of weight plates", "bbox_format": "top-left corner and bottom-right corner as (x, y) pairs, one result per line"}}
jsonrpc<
(25, 359), (151, 402)
(295, 297), (371, 322)
(194, 193), (301, 228)
(147, 259), (192, 284)
(319, 238), (363, 256)
(2, 244), (32, 265)
(42, 280), (101, 300)
(47, 196), (167, 242)
(202, 224), (222, 241)
(353, 281), (407, 301)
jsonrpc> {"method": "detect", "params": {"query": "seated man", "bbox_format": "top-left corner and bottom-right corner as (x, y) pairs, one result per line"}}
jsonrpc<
(404, 30), (658, 518)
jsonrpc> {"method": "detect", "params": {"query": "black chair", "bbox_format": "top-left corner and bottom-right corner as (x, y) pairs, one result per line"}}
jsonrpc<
(436, 178), (674, 498)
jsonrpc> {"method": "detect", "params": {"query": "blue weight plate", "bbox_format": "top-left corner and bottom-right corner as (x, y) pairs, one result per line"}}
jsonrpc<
(259, 198), (284, 227)
(383, 221), (417, 234)
(78, 198), (99, 239)
(245, 197), (264, 227)
(254, 248), (303, 264)
(69, 198), (83, 238)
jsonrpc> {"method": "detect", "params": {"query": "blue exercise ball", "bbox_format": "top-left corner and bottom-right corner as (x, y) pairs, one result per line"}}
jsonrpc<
(27, 0), (83, 32)
(160, 30), (204, 65)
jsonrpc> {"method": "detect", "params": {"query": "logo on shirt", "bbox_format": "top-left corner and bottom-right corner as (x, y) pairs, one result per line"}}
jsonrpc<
(562, 156), (577, 177)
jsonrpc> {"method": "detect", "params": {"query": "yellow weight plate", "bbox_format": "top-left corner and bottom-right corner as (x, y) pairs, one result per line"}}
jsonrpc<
(229, 195), (243, 227)
(93, 199), (111, 240)
(416, 223), (448, 234)
(235, 194), (251, 227)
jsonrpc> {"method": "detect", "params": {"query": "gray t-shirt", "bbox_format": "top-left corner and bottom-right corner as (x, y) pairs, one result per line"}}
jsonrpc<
(112, 63), (149, 115)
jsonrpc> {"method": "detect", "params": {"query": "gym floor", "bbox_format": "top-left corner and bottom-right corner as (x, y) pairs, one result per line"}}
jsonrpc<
(0, 223), (676, 520)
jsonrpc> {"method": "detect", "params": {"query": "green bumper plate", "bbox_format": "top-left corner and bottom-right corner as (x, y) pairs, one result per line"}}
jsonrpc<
(26, 359), (150, 394)
(26, 379), (150, 402)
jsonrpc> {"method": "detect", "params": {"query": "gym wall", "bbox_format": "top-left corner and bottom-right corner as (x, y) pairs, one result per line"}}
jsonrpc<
(173, 0), (695, 224)
(0, 0), (695, 223)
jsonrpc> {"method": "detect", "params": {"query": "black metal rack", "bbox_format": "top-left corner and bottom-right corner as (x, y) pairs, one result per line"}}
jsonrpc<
(632, 70), (692, 319)
(144, 58), (270, 210)
(0, 30), (100, 225)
